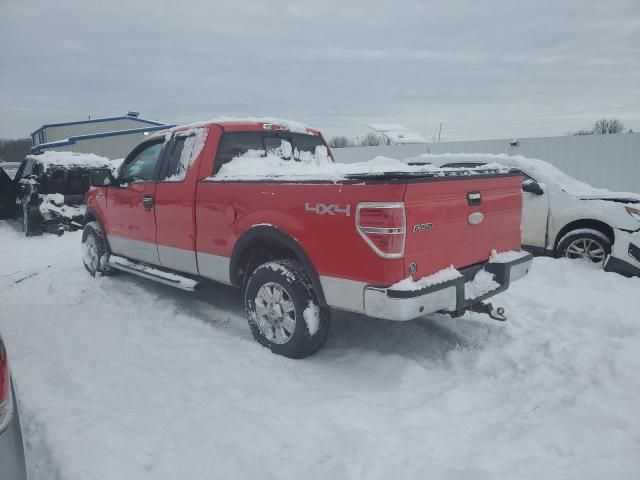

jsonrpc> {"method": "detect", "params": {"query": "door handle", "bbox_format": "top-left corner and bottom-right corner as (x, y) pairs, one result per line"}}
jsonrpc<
(143, 195), (154, 211)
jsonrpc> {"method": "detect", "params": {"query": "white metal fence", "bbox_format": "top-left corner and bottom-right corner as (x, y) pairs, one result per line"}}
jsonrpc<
(333, 132), (640, 194)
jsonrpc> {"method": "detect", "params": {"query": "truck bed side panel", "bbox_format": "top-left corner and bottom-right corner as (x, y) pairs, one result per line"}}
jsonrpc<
(195, 182), (407, 285)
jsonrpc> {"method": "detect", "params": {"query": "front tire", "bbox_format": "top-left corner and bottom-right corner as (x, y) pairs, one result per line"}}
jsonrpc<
(82, 221), (114, 277)
(557, 229), (612, 266)
(244, 259), (330, 359)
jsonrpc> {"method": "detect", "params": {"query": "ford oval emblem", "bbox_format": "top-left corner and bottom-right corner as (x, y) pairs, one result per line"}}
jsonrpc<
(468, 212), (484, 225)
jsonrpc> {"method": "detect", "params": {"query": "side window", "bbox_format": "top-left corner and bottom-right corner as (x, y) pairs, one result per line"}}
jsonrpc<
(121, 142), (163, 183)
(214, 132), (263, 174)
(160, 137), (187, 181)
(264, 137), (292, 159)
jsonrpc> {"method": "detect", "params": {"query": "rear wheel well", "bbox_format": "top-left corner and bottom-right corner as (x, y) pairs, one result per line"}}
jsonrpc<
(230, 227), (327, 307)
(234, 237), (298, 287)
(554, 219), (614, 252)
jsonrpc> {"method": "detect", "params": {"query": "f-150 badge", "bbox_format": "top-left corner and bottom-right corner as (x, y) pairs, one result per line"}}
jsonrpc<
(413, 223), (433, 232)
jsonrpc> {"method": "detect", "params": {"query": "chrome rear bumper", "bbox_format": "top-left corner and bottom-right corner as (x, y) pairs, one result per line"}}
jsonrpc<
(363, 253), (533, 321)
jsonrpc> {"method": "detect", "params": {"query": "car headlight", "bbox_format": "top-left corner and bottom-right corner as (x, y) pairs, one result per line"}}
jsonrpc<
(626, 206), (640, 222)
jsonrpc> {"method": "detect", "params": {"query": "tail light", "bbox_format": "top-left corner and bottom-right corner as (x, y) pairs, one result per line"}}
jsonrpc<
(356, 202), (406, 258)
(0, 337), (12, 431)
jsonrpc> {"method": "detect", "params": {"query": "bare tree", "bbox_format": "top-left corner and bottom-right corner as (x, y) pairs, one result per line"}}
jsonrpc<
(360, 132), (381, 147)
(0, 138), (32, 162)
(593, 118), (625, 135)
(329, 136), (353, 148)
(573, 129), (594, 136)
(571, 118), (626, 136)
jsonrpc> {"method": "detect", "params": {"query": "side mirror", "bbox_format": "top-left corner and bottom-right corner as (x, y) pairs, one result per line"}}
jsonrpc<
(90, 168), (115, 187)
(522, 180), (544, 195)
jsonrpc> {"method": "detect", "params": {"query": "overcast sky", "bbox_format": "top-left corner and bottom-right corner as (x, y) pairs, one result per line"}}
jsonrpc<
(1, 0), (639, 141)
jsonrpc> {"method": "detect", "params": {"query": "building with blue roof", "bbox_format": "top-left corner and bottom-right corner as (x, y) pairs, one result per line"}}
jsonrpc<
(30, 112), (174, 159)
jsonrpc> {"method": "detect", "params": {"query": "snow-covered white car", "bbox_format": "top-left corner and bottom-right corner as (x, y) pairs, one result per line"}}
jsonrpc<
(404, 154), (640, 277)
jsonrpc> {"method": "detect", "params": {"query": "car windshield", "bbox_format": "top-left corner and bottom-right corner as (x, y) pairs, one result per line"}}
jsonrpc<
(506, 157), (605, 196)
(41, 167), (92, 195)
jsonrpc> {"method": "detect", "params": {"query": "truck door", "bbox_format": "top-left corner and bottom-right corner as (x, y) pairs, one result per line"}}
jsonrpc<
(106, 139), (165, 265)
(153, 133), (200, 275)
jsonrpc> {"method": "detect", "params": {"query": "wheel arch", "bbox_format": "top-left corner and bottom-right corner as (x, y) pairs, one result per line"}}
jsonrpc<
(83, 207), (111, 249)
(84, 207), (99, 224)
(553, 219), (615, 253)
(230, 225), (327, 306)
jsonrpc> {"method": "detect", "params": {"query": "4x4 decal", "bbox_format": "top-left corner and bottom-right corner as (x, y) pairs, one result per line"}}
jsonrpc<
(304, 203), (351, 217)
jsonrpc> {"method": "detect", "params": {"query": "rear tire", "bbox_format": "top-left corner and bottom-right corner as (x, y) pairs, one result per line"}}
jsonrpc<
(557, 229), (612, 266)
(22, 204), (42, 237)
(82, 221), (114, 277)
(244, 259), (330, 359)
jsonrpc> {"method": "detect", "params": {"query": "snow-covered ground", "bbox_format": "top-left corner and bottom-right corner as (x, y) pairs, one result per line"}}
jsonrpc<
(1, 221), (639, 479)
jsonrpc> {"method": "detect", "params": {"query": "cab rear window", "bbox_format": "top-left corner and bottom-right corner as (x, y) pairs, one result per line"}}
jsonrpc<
(214, 133), (264, 173)
(214, 132), (327, 174)
(290, 133), (325, 155)
(442, 162), (487, 169)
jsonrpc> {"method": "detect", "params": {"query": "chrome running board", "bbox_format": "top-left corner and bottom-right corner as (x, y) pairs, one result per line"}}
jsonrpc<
(108, 255), (200, 292)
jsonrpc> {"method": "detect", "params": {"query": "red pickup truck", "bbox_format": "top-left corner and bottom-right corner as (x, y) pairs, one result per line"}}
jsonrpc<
(82, 119), (532, 358)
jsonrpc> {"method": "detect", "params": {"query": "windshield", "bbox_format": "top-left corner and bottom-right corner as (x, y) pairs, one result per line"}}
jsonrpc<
(41, 167), (92, 195)
(404, 153), (612, 196)
(506, 156), (607, 196)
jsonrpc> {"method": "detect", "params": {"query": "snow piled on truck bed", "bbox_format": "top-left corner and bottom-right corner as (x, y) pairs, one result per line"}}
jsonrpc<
(1, 223), (640, 479)
(390, 265), (462, 291)
(212, 148), (509, 182)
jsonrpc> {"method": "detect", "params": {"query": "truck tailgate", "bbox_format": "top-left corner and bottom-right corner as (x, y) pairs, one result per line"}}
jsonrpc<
(403, 174), (523, 278)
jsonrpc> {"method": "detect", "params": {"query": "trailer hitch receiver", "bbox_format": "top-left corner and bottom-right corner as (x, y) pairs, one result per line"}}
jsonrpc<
(468, 302), (506, 321)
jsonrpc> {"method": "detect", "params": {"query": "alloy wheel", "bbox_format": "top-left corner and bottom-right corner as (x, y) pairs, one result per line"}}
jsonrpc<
(254, 282), (296, 344)
(564, 237), (606, 264)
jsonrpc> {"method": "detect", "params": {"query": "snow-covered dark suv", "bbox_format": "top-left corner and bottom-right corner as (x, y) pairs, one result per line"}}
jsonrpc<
(2, 152), (112, 236)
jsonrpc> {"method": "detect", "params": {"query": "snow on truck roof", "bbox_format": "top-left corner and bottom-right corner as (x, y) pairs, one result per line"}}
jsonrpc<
(155, 117), (317, 136)
(26, 151), (112, 171)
